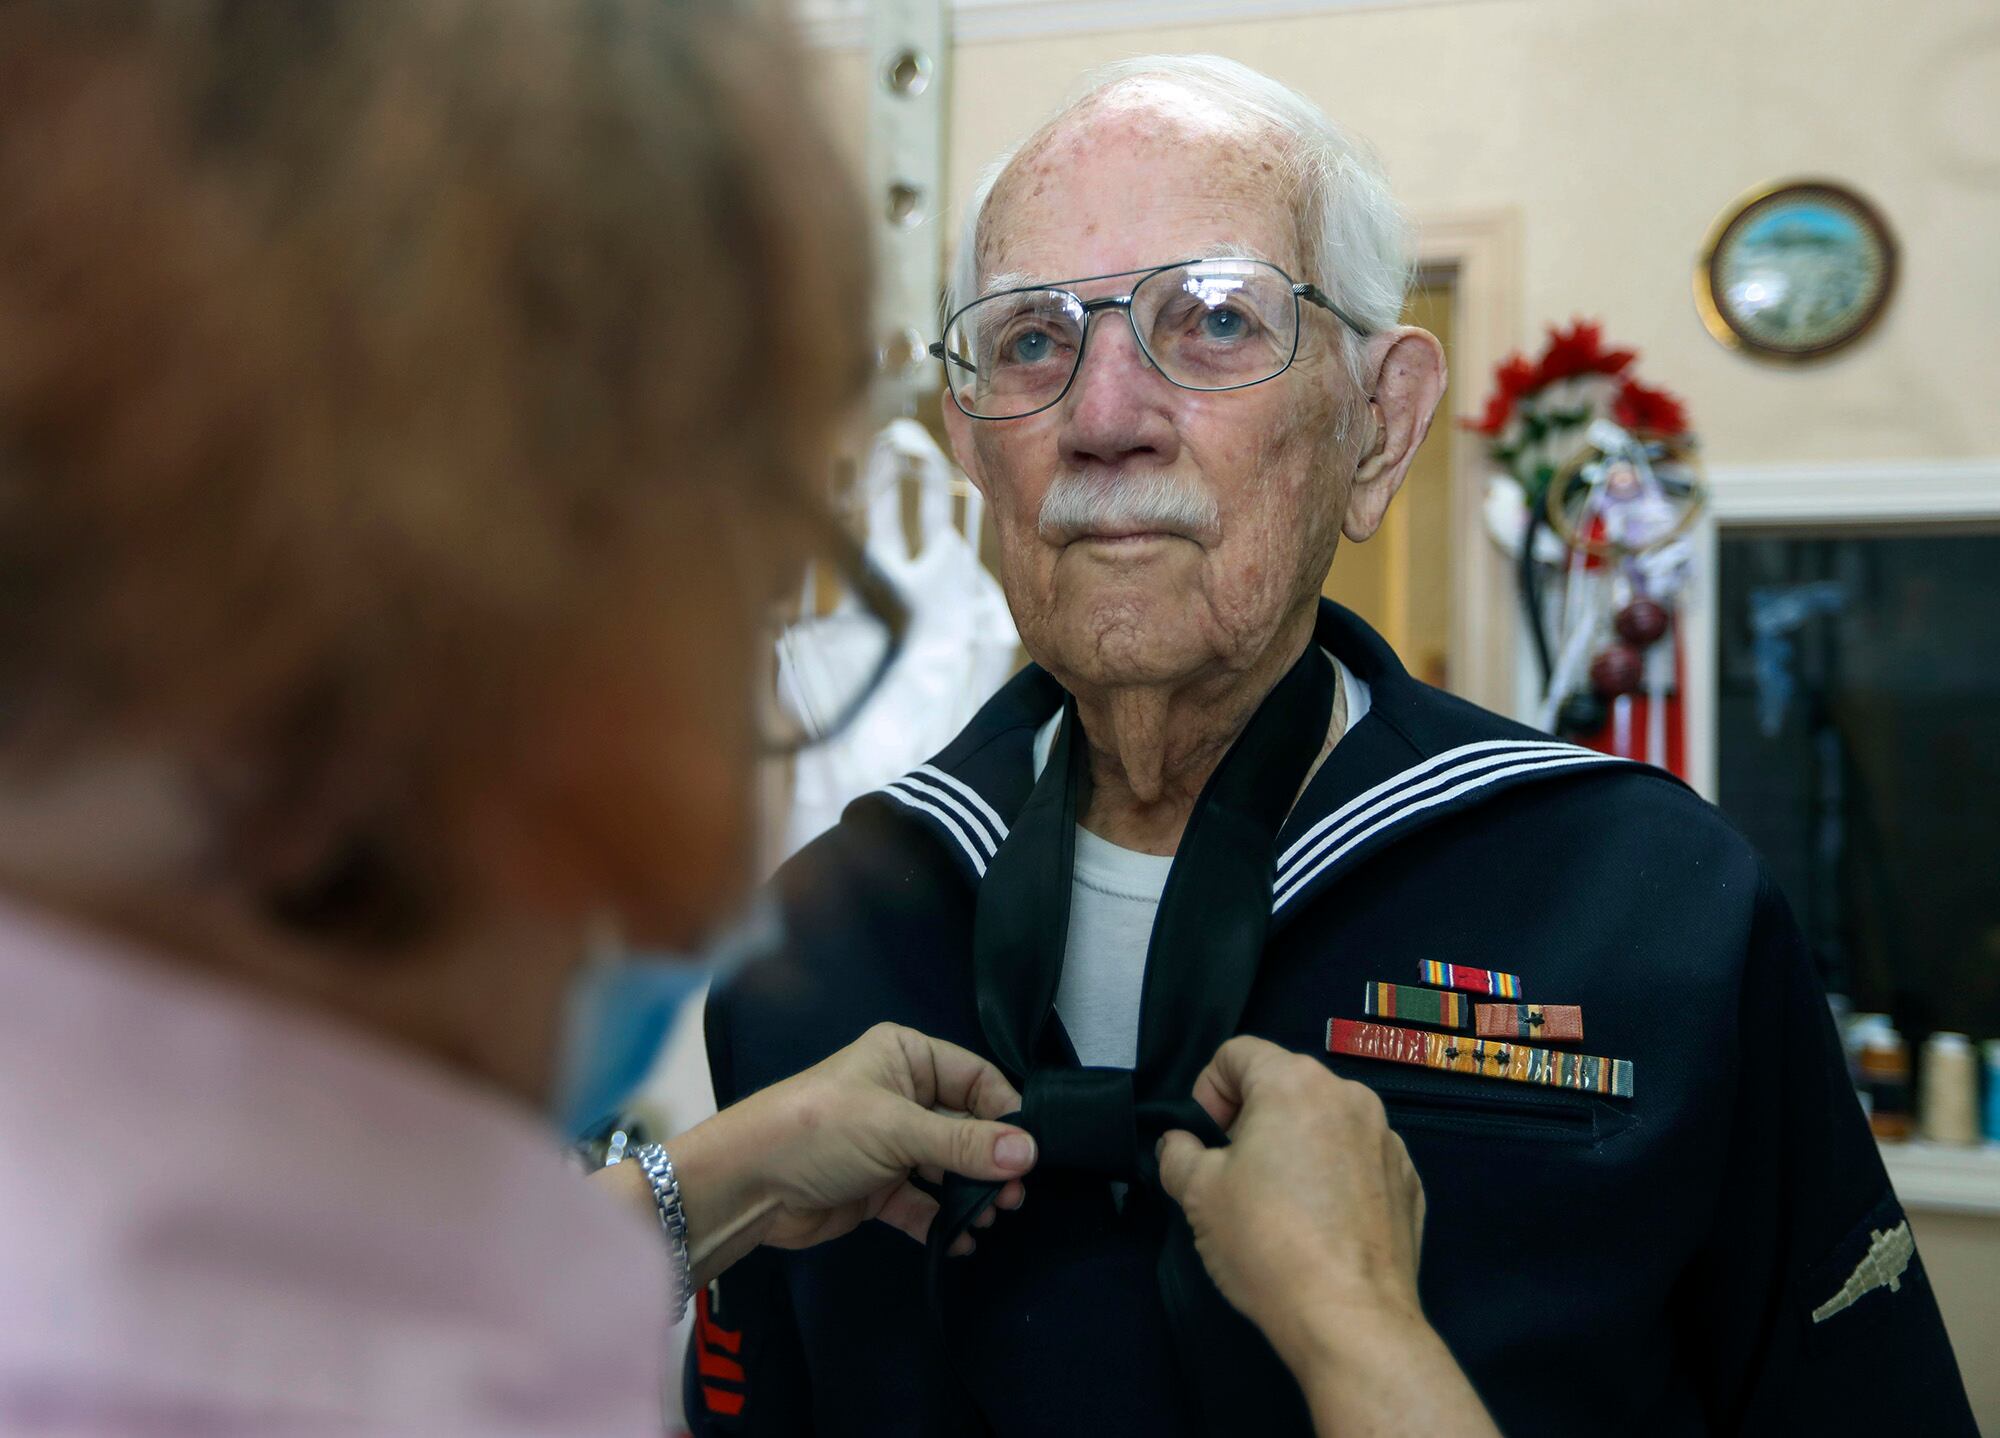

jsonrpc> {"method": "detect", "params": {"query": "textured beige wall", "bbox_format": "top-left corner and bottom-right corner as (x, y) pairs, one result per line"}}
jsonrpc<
(816, 0), (2000, 467)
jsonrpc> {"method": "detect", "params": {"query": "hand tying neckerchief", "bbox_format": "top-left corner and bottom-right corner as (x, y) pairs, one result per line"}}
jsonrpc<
(928, 636), (1334, 1434)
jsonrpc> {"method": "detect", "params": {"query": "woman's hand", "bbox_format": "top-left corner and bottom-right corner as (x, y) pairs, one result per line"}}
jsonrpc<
(650, 1023), (1035, 1285)
(1156, 1036), (1497, 1437)
(1156, 1035), (1423, 1354)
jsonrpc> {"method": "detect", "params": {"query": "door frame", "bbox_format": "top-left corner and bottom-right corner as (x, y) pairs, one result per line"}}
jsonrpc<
(1413, 210), (1523, 716)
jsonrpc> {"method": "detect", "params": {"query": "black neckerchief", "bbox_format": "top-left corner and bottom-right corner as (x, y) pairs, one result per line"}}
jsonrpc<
(927, 633), (1333, 1434)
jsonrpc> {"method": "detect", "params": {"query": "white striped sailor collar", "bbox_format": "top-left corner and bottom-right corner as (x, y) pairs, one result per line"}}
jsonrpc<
(865, 600), (1677, 923)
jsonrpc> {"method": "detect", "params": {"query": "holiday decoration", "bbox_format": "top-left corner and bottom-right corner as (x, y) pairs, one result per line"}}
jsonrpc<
(1468, 320), (1706, 775)
(1614, 598), (1670, 648)
(1588, 645), (1646, 699)
(1556, 692), (1609, 738)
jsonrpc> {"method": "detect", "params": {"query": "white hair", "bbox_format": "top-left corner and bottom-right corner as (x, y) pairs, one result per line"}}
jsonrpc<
(946, 55), (1412, 389)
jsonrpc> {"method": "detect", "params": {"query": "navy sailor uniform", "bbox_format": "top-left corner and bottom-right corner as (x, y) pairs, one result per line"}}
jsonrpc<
(688, 600), (1974, 1436)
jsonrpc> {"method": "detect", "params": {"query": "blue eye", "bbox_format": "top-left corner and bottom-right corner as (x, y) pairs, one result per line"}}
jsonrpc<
(1005, 330), (1054, 364)
(1200, 308), (1248, 340)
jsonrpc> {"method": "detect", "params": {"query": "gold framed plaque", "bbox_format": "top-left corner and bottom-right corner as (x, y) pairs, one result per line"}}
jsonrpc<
(1695, 179), (1897, 362)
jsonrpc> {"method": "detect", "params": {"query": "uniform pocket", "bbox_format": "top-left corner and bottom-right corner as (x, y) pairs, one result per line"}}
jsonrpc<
(1328, 1058), (1619, 1144)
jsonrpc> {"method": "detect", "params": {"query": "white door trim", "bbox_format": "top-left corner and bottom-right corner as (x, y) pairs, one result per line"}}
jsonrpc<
(1416, 211), (1523, 718)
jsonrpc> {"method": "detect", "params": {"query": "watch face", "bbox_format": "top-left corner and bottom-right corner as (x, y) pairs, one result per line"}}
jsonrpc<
(1697, 181), (1896, 361)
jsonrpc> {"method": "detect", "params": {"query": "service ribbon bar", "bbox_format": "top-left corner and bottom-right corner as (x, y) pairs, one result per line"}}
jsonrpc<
(1363, 982), (1469, 1030)
(1475, 1003), (1583, 1044)
(1418, 961), (1521, 998)
(1327, 1018), (1633, 1099)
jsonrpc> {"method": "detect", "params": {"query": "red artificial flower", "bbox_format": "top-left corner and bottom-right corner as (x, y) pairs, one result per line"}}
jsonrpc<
(1534, 319), (1636, 386)
(1612, 377), (1690, 437)
(1496, 352), (1539, 399)
(1465, 320), (1691, 445)
(1464, 352), (1539, 435)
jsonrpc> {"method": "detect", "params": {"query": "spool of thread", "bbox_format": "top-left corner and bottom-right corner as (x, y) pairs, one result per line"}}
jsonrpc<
(1861, 1030), (1912, 1141)
(1983, 1040), (2000, 1144)
(1919, 1032), (1979, 1145)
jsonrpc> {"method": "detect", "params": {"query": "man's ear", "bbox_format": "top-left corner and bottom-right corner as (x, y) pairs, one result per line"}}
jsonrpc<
(1343, 326), (1447, 542)
(940, 387), (990, 499)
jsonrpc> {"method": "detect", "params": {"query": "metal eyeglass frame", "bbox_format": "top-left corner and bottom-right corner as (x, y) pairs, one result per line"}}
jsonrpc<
(930, 257), (1373, 422)
(757, 501), (908, 757)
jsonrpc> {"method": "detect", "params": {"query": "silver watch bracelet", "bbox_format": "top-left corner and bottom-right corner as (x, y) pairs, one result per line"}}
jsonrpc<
(629, 1142), (697, 1322)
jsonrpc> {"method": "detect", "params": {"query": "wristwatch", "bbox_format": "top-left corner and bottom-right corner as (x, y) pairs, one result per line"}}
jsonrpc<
(628, 1141), (698, 1321)
(576, 1116), (698, 1322)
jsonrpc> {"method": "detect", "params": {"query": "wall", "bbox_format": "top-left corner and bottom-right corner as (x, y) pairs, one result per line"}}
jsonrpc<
(813, 0), (2000, 468)
(1910, 1208), (2000, 1426)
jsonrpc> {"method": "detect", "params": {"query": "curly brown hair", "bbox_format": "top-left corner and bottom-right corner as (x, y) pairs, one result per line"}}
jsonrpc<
(0, 0), (869, 944)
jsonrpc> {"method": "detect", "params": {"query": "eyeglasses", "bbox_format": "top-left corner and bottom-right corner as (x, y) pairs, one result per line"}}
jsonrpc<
(932, 257), (1371, 422)
(754, 505), (907, 756)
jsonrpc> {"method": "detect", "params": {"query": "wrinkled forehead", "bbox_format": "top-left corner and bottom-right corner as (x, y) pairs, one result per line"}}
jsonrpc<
(974, 95), (1306, 295)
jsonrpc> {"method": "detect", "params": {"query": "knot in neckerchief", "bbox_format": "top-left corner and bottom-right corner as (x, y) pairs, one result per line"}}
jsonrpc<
(926, 635), (1334, 1434)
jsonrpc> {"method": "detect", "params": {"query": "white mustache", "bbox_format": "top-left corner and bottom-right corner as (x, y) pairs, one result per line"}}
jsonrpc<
(1037, 470), (1221, 543)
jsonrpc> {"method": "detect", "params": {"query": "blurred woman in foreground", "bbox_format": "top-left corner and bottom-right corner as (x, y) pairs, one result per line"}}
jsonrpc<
(0, 3), (1478, 1435)
(0, 4), (1036, 1430)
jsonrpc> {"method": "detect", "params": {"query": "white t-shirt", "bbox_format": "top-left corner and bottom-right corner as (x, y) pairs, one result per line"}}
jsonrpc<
(1055, 828), (1175, 1068)
(1040, 653), (1370, 1069)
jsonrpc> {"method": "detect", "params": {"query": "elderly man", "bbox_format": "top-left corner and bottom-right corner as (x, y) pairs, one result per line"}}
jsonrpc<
(692, 56), (1973, 1437)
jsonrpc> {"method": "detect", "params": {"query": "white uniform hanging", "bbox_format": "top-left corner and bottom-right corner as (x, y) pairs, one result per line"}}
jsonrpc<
(775, 419), (1019, 858)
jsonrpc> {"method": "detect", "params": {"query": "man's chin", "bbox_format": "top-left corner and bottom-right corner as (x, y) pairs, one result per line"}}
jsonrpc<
(1035, 592), (1214, 692)
(1052, 553), (1190, 611)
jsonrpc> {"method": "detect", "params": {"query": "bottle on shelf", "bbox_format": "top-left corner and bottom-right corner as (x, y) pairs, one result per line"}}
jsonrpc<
(1842, 1010), (1893, 1110)
(1982, 1039), (2000, 1144)
(1918, 1032), (1978, 1145)
(1860, 1028), (1912, 1142)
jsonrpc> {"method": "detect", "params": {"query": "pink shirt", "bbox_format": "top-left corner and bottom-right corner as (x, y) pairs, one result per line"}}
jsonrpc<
(0, 897), (670, 1435)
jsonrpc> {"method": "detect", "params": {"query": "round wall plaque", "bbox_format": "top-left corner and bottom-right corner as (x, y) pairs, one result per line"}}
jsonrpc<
(1695, 179), (1897, 362)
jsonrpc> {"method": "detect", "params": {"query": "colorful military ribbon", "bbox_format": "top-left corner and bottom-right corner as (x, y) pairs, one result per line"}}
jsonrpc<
(1419, 960), (1520, 997)
(1475, 1003), (1583, 1043)
(1328, 1017), (1634, 1098)
(1363, 982), (1468, 1030)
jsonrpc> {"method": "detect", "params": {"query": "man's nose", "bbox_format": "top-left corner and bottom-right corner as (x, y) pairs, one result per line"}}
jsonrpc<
(1058, 313), (1181, 473)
